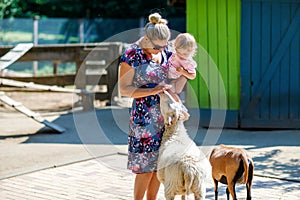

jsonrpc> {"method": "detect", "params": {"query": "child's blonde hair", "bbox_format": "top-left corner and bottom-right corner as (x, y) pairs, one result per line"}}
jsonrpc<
(174, 33), (197, 56)
(144, 13), (171, 41)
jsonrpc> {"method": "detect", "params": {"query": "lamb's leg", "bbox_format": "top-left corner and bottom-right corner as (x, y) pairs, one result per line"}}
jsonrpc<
(194, 193), (204, 200)
(165, 194), (175, 200)
(213, 179), (218, 200)
(193, 181), (206, 200)
(165, 186), (175, 200)
(157, 169), (165, 184)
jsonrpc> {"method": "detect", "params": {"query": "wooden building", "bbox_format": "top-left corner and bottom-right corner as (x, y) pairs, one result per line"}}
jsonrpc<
(186, 0), (300, 128)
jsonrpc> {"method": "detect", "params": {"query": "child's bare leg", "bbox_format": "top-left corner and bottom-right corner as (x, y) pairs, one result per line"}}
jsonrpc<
(169, 79), (176, 93)
(174, 76), (187, 94)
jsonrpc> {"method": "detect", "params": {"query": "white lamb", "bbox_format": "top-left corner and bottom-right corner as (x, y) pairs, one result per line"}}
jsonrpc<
(157, 91), (211, 200)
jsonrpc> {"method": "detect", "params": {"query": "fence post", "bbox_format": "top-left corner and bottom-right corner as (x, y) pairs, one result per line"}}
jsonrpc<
(79, 19), (84, 43)
(32, 16), (39, 76)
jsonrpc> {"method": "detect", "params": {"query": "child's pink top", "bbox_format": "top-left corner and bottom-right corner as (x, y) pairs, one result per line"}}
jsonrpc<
(168, 53), (197, 79)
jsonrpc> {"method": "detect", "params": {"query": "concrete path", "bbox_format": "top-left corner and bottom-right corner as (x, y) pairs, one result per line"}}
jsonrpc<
(0, 107), (300, 199)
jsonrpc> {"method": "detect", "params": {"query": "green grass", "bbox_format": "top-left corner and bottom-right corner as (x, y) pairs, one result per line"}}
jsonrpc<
(0, 31), (32, 43)
(0, 30), (79, 44)
(9, 62), (76, 75)
(0, 28), (78, 75)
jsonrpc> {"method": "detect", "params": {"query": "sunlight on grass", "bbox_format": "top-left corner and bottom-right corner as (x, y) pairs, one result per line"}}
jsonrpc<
(39, 33), (65, 41)
(0, 31), (32, 43)
(0, 31), (78, 43)
(8, 62), (76, 75)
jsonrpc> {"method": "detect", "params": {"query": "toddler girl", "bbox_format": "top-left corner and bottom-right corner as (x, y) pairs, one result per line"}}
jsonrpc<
(168, 33), (197, 94)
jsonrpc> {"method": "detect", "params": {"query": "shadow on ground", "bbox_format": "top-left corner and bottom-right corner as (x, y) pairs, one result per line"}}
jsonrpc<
(1, 107), (299, 183)
(0, 108), (130, 145)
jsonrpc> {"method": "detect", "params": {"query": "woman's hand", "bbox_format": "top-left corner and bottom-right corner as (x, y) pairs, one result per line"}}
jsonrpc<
(153, 84), (172, 95)
(119, 62), (172, 98)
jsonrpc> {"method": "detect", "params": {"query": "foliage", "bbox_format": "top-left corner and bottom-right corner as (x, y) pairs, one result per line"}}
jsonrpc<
(1, 0), (185, 19)
(0, 0), (21, 19)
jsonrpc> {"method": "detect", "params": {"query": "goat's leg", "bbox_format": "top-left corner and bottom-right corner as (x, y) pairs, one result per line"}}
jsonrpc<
(226, 187), (230, 200)
(246, 162), (254, 200)
(213, 179), (218, 200)
(246, 182), (252, 200)
(227, 182), (237, 200)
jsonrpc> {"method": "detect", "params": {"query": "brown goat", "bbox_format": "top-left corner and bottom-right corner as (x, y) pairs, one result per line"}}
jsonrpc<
(209, 144), (254, 200)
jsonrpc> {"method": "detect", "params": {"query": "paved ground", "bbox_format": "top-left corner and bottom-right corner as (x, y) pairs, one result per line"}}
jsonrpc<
(0, 101), (300, 199)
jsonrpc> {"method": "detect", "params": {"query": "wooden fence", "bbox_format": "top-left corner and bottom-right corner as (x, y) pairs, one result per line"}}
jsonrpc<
(0, 43), (124, 108)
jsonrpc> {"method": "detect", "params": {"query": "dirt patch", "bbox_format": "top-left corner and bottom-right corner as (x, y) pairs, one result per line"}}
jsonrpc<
(0, 87), (77, 113)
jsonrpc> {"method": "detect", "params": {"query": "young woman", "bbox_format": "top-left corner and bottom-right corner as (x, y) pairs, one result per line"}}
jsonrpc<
(119, 13), (172, 200)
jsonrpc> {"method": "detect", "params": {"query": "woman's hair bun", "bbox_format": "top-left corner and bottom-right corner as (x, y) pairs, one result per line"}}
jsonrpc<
(149, 13), (167, 25)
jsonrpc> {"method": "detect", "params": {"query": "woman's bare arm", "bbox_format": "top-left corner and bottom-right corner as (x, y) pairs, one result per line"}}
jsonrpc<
(119, 62), (171, 98)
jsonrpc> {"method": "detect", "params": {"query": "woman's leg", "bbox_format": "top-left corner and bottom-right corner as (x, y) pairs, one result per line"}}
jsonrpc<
(146, 172), (161, 200)
(134, 172), (153, 200)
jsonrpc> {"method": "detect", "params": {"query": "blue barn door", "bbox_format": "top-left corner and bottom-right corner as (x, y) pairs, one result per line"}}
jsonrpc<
(240, 0), (300, 128)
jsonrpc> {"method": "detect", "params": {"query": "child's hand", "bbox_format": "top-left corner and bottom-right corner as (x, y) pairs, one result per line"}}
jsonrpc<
(176, 66), (184, 74)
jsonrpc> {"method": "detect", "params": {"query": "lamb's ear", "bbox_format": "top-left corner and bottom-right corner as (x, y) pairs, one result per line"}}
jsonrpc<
(166, 112), (179, 126)
(181, 109), (190, 121)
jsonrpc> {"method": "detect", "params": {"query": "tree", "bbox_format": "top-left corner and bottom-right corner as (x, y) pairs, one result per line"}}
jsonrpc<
(0, 0), (21, 19)
(1, 0), (185, 19)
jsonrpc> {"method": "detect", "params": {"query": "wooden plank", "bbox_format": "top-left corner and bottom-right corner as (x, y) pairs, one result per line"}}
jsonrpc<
(289, 5), (300, 119)
(279, 4), (291, 119)
(227, 0), (241, 110)
(241, 118), (300, 129)
(252, 1), (263, 119)
(197, 0), (209, 109)
(270, 3), (281, 120)
(0, 78), (83, 93)
(1, 52), (23, 61)
(247, 0), (300, 2)
(217, 0), (229, 110)
(186, 0), (201, 108)
(0, 74), (76, 86)
(240, 0), (252, 117)
(0, 74), (111, 87)
(260, 2), (272, 119)
(198, 108), (239, 128)
(0, 42), (123, 105)
(0, 43), (33, 70)
(0, 92), (65, 132)
(207, 0), (219, 109)
(0, 43), (123, 62)
(251, 2), (262, 98)
(245, 5), (300, 117)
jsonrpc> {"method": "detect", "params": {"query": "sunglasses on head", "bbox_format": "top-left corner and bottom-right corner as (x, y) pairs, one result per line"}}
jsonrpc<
(149, 39), (168, 50)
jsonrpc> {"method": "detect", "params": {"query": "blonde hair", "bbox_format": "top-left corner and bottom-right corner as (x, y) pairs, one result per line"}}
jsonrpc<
(174, 33), (197, 56)
(144, 13), (170, 41)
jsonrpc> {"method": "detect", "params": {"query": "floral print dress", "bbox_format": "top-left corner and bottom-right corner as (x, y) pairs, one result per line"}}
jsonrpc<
(120, 44), (172, 174)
